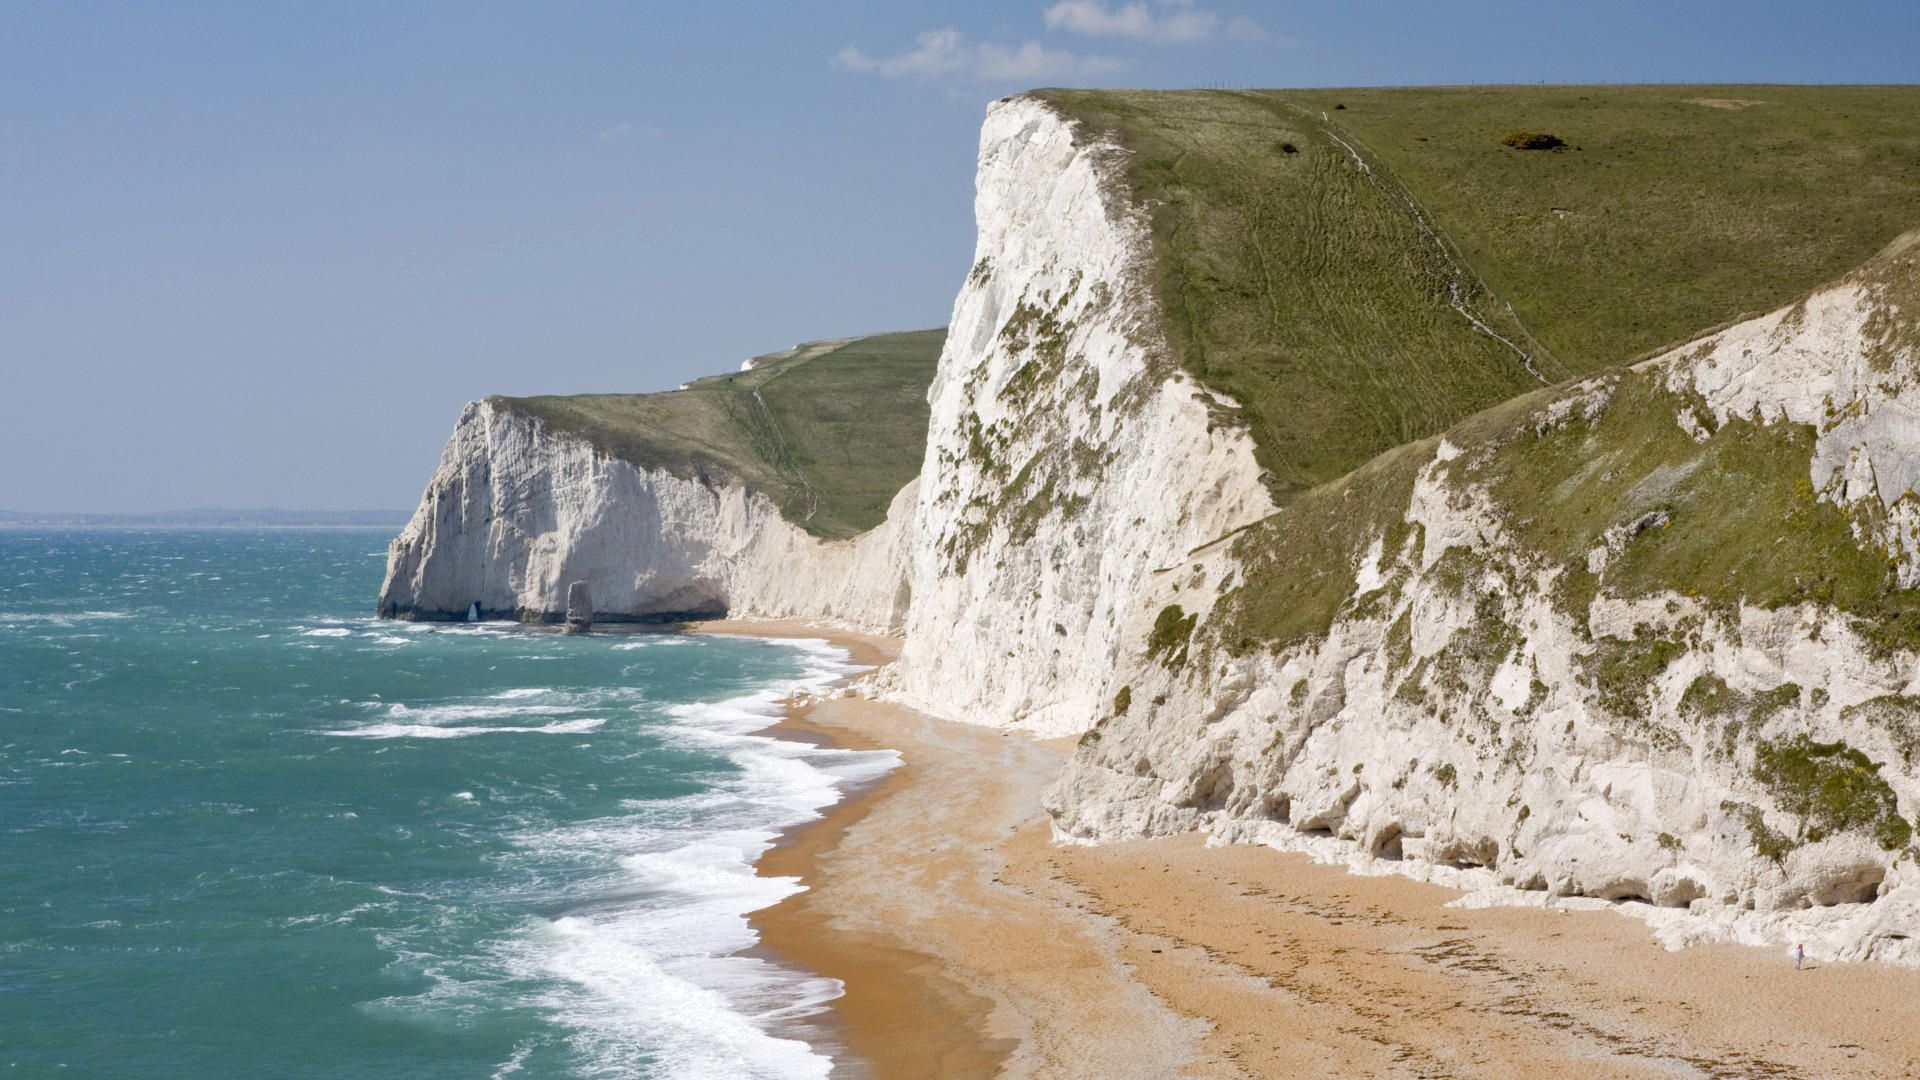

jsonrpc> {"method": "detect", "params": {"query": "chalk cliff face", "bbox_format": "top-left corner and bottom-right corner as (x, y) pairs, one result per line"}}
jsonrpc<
(883, 96), (1273, 737)
(1049, 238), (1920, 964)
(377, 399), (914, 631)
(382, 93), (1920, 963)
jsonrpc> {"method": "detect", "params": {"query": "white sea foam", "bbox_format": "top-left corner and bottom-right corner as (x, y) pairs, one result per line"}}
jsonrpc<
(533, 905), (840, 1080)
(299, 627), (353, 638)
(351, 634), (890, 1077)
(490, 1045), (533, 1078)
(519, 637), (889, 1078)
(0, 610), (133, 626)
(318, 683), (617, 742)
(609, 637), (691, 651)
(379, 701), (581, 722)
(327, 718), (606, 740)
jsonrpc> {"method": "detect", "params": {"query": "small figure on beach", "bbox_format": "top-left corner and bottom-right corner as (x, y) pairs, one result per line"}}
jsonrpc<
(1795, 943), (1805, 970)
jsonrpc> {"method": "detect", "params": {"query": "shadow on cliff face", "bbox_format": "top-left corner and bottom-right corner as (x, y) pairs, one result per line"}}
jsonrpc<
(377, 601), (728, 624)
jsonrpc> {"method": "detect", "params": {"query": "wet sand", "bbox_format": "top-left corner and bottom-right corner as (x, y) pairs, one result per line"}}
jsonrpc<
(688, 617), (901, 670)
(704, 619), (1920, 1078)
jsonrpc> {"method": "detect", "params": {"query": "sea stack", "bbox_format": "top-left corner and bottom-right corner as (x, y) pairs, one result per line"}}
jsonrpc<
(564, 581), (592, 634)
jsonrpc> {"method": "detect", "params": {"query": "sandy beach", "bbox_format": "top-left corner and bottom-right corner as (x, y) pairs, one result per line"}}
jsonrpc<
(703, 620), (1920, 1079)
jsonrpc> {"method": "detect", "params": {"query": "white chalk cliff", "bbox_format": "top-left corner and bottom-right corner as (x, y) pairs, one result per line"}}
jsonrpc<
(1051, 231), (1920, 966)
(377, 398), (915, 631)
(382, 96), (1920, 964)
(881, 96), (1274, 737)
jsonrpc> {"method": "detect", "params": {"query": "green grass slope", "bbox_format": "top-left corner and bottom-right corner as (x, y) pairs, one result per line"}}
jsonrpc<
(496, 328), (944, 540)
(1037, 85), (1920, 497)
(1213, 232), (1920, 655)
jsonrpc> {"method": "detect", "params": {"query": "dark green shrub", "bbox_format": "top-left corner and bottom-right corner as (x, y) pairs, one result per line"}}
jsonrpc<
(1147, 604), (1198, 665)
(1755, 736), (1911, 850)
(1581, 630), (1684, 717)
(1725, 801), (1797, 863)
(1502, 129), (1566, 151)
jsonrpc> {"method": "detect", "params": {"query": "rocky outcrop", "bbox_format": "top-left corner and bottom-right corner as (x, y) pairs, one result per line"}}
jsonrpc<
(377, 399), (914, 631)
(380, 90), (1920, 964)
(882, 95), (1273, 738)
(564, 580), (593, 633)
(1047, 235), (1920, 965)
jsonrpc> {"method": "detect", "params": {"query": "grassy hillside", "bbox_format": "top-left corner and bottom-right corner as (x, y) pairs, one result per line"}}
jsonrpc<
(1214, 232), (1920, 655)
(1038, 85), (1920, 496)
(1286, 85), (1920, 368)
(497, 328), (943, 540)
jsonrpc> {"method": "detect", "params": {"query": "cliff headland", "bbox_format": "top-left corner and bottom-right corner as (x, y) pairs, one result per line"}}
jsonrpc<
(382, 84), (1920, 1072)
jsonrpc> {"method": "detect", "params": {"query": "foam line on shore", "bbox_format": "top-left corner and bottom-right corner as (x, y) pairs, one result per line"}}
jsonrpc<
(517, 633), (895, 1079)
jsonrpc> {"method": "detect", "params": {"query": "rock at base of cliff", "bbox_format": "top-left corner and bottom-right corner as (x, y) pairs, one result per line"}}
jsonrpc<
(564, 581), (593, 634)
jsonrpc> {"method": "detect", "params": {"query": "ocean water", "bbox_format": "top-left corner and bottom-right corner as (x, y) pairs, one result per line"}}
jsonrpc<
(0, 529), (894, 1078)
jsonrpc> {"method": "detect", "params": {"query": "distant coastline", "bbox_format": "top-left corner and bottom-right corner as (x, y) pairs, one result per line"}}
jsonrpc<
(0, 508), (410, 529)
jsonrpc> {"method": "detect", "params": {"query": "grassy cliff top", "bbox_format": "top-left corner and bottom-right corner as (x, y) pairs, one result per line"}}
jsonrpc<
(1036, 85), (1920, 497)
(495, 328), (944, 540)
(1213, 230), (1920, 654)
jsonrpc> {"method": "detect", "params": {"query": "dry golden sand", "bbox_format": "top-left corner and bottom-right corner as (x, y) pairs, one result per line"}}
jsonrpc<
(699, 621), (1920, 1078)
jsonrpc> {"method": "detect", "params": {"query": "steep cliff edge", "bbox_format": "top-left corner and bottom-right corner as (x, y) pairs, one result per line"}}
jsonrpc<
(381, 85), (1920, 961)
(900, 89), (1920, 960)
(377, 330), (939, 629)
(882, 96), (1275, 736)
(887, 84), (1920, 737)
(1051, 231), (1920, 961)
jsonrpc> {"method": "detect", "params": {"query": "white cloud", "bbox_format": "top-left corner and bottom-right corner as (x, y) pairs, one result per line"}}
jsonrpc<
(833, 27), (1125, 81)
(1225, 16), (1271, 42)
(1043, 0), (1265, 44)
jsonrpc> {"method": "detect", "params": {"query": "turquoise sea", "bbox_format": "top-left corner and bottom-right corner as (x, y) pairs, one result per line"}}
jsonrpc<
(0, 529), (893, 1078)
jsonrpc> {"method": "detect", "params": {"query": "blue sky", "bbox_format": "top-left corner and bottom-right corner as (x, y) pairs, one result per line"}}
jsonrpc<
(3, 2), (1916, 512)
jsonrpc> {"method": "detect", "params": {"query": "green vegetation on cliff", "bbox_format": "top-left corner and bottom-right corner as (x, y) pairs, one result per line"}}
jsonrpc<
(1038, 85), (1920, 496)
(1214, 438), (1431, 652)
(498, 328), (943, 540)
(1037, 88), (1548, 496)
(1284, 86), (1920, 373)
(1213, 235), (1920, 655)
(1755, 735), (1912, 850)
(1042, 83), (1920, 656)
(1473, 373), (1908, 618)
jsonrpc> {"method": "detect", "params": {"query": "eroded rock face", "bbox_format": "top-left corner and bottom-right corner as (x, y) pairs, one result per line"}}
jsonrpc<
(881, 95), (1274, 738)
(376, 400), (915, 631)
(378, 94), (1920, 964)
(1046, 243), (1920, 964)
